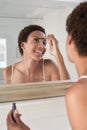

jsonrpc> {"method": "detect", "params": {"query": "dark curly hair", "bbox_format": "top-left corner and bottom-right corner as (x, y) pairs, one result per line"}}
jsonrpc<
(18, 24), (46, 55)
(66, 2), (87, 57)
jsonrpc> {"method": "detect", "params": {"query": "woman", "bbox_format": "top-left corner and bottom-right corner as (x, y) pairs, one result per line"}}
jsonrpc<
(65, 2), (87, 130)
(4, 24), (69, 84)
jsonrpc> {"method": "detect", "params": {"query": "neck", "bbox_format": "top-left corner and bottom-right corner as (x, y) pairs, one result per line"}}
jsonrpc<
(22, 58), (41, 75)
(75, 56), (87, 77)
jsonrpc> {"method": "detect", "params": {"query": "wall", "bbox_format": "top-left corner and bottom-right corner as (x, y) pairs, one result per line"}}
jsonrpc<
(0, 97), (71, 130)
(0, 68), (3, 83)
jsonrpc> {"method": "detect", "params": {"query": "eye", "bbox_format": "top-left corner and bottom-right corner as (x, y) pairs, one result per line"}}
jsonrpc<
(43, 40), (47, 46)
(34, 38), (39, 43)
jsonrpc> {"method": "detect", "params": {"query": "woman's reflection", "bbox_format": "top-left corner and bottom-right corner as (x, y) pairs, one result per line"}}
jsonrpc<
(3, 24), (69, 84)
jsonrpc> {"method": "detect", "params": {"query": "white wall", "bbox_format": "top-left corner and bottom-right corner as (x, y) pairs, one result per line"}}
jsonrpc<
(0, 97), (71, 130)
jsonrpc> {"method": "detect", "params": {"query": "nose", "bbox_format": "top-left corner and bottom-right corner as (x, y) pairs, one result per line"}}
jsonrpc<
(38, 40), (45, 48)
(38, 40), (46, 54)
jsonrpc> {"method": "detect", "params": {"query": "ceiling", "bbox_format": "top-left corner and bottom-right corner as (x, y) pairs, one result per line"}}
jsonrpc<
(0, 0), (86, 19)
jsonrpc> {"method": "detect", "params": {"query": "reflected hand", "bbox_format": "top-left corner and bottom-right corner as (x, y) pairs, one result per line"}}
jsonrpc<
(46, 34), (60, 57)
(7, 110), (30, 130)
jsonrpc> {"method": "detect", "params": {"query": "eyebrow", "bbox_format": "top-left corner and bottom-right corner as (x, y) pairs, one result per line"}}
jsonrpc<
(33, 36), (46, 40)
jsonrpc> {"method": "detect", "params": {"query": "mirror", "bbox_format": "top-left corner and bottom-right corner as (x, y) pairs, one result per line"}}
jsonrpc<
(0, 0), (84, 85)
(0, 0), (85, 102)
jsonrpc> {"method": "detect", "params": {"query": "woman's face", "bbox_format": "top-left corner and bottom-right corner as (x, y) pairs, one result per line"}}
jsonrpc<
(22, 30), (46, 61)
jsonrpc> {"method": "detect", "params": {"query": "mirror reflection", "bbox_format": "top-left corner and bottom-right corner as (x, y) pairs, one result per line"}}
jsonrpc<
(3, 24), (70, 84)
(0, 0), (81, 84)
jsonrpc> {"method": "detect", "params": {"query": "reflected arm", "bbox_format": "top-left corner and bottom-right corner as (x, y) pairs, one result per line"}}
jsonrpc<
(47, 34), (70, 80)
(54, 48), (70, 80)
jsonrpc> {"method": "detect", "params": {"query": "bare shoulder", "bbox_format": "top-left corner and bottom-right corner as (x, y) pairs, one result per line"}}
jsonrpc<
(44, 59), (60, 80)
(65, 79), (87, 100)
(3, 65), (13, 84)
(65, 79), (87, 129)
(44, 59), (58, 69)
(3, 61), (21, 76)
(65, 79), (87, 118)
(3, 65), (12, 76)
(44, 59), (59, 73)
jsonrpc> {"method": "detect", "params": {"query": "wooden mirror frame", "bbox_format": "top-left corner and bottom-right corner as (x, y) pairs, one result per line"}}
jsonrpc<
(0, 80), (74, 103)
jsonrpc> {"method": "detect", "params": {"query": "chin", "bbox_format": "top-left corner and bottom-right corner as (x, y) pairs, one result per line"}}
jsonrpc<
(33, 57), (42, 61)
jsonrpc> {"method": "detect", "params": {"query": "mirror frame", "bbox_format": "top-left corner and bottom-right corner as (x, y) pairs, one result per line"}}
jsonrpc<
(0, 80), (74, 103)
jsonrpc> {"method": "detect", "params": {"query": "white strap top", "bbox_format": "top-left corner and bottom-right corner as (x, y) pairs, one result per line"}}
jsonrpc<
(11, 64), (14, 84)
(42, 59), (45, 81)
(79, 75), (87, 79)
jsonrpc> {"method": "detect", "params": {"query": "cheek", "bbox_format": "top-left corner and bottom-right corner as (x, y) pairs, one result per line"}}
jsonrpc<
(66, 42), (71, 61)
(67, 46), (74, 62)
(43, 46), (46, 54)
(66, 40), (68, 56)
(23, 44), (31, 55)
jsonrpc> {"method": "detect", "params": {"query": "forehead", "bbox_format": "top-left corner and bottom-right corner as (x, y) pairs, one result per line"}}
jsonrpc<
(28, 30), (46, 38)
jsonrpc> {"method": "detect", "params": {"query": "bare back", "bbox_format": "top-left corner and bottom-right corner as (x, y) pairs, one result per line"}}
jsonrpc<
(65, 76), (87, 130)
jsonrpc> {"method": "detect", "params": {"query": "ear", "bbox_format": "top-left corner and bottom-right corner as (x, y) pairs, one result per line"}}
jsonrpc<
(21, 42), (25, 50)
(67, 34), (73, 45)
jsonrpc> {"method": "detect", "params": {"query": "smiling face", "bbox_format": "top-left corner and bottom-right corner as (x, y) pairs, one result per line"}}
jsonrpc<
(21, 30), (46, 61)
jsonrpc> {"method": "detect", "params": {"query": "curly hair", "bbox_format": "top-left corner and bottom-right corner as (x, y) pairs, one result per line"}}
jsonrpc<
(66, 2), (87, 56)
(18, 24), (46, 55)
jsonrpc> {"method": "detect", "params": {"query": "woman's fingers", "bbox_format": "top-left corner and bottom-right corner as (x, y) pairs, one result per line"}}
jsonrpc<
(14, 110), (22, 125)
(47, 34), (58, 46)
(7, 110), (16, 127)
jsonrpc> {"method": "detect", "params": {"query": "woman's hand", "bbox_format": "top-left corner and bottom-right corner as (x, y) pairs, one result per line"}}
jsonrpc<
(7, 110), (30, 130)
(46, 34), (60, 57)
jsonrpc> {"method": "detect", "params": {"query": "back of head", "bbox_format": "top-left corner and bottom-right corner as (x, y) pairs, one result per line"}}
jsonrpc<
(18, 24), (46, 55)
(66, 2), (87, 57)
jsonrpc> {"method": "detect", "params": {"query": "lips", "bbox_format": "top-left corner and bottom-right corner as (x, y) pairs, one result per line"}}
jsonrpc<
(34, 49), (43, 56)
